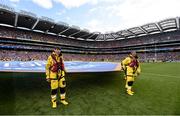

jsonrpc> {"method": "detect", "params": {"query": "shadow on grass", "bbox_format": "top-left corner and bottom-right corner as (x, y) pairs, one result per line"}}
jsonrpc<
(0, 71), (124, 115)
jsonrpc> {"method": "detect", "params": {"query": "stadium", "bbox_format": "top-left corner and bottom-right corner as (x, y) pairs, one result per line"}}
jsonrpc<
(0, 2), (180, 115)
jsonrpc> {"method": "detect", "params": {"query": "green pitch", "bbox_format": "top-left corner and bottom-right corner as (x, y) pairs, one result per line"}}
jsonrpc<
(0, 62), (180, 115)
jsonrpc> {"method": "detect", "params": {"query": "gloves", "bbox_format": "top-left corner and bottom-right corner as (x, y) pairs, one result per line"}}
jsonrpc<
(137, 71), (140, 76)
(61, 70), (65, 77)
(121, 65), (126, 71)
(46, 76), (50, 82)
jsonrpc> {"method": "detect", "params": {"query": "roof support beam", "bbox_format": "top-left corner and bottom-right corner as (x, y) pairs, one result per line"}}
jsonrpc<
(94, 34), (100, 41)
(68, 30), (81, 37)
(32, 19), (39, 29)
(127, 30), (136, 36)
(155, 23), (163, 32)
(78, 33), (90, 38)
(139, 26), (148, 34)
(110, 33), (116, 40)
(86, 34), (95, 40)
(14, 13), (18, 27)
(59, 27), (70, 35)
(104, 34), (109, 41)
(176, 17), (180, 30)
(116, 33), (126, 39)
(102, 34), (106, 41)
(95, 34), (102, 41)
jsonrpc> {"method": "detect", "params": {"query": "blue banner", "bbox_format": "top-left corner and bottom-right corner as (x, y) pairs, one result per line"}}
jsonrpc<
(0, 61), (121, 73)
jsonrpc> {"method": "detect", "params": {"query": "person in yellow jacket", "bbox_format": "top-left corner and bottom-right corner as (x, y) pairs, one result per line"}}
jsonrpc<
(46, 48), (68, 108)
(121, 51), (141, 96)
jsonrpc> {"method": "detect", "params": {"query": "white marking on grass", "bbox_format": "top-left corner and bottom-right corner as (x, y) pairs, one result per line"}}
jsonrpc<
(142, 72), (178, 78)
(4, 63), (10, 67)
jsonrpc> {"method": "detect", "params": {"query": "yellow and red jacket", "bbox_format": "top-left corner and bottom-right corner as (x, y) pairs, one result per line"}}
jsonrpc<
(121, 55), (141, 77)
(46, 52), (65, 80)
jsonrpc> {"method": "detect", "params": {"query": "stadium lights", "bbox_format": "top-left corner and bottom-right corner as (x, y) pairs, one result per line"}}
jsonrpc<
(19, 10), (37, 18)
(0, 4), (14, 12)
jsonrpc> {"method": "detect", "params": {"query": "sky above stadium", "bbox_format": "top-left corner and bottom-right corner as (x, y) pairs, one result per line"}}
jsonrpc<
(1, 0), (180, 33)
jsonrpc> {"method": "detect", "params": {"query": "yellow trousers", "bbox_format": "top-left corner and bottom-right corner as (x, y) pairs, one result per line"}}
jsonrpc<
(50, 77), (66, 89)
(50, 77), (66, 102)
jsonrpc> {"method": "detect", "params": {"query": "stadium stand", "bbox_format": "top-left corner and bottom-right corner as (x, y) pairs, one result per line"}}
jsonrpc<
(0, 4), (180, 62)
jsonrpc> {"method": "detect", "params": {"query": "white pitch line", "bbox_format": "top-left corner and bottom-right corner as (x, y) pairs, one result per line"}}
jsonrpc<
(4, 63), (10, 67)
(142, 72), (179, 78)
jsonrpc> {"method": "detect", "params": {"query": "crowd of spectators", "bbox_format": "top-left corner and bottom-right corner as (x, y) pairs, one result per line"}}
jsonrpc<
(0, 49), (179, 62)
(0, 27), (32, 39)
(138, 52), (180, 62)
(0, 50), (49, 61)
(1, 41), (180, 56)
(0, 25), (180, 62)
(0, 43), (53, 51)
(0, 50), (123, 62)
(1, 26), (180, 49)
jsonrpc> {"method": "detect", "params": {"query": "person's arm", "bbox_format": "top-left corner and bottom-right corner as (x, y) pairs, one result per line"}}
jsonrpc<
(137, 61), (141, 75)
(121, 57), (130, 70)
(60, 55), (66, 77)
(45, 56), (51, 82)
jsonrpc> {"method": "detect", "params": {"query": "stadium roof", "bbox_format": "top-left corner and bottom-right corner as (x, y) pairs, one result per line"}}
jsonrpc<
(0, 4), (179, 41)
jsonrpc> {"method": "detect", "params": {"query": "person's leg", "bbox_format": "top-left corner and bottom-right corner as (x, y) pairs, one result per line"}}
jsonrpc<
(50, 80), (59, 108)
(59, 77), (68, 105)
(126, 76), (134, 95)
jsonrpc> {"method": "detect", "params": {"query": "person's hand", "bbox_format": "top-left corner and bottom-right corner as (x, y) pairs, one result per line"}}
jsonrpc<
(61, 70), (65, 77)
(121, 63), (125, 71)
(46, 76), (50, 82)
(137, 72), (140, 76)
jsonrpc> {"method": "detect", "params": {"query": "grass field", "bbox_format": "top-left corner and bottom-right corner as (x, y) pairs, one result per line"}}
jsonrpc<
(0, 62), (180, 115)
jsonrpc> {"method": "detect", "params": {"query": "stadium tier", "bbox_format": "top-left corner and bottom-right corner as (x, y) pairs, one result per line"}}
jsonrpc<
(0, 5), (180, 62)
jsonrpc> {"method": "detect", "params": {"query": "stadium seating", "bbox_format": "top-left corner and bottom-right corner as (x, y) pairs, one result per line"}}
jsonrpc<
(0, 5), (180, 62)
